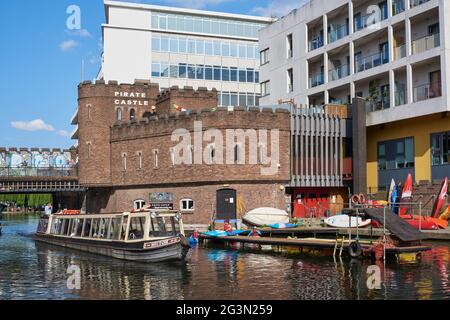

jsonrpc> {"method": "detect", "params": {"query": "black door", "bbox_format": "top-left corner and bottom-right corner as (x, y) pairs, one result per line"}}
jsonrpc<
(216, 189), (237, 220)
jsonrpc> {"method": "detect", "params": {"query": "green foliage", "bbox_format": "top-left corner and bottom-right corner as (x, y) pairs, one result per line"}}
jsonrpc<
(0, 194), (52, 207)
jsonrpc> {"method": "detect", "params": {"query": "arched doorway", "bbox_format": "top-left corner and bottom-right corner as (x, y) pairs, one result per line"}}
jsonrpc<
(216, 189), (237, 220)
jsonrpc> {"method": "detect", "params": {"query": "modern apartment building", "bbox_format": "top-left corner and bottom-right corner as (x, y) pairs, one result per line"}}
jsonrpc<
(259, 0), (450, 193)
(99, 0), (274, 107)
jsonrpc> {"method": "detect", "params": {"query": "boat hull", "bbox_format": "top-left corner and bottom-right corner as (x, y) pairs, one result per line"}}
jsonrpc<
(35, 233), (190, 263)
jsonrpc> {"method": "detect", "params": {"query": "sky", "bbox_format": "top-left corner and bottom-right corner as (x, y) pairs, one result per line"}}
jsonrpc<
(0, 0), (305, 149)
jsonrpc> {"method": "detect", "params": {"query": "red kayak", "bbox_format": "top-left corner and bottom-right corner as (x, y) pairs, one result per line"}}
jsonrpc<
(405, 219), (439, 230)
(399, 174), (413, 216)
(432, 177), (448, 219)
(401, 214), (448, 229)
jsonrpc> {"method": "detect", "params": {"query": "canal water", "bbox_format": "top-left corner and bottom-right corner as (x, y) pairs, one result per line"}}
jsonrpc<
(0, 215), (449, 300)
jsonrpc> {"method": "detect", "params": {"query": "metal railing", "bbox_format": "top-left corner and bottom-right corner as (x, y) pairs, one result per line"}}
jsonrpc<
(410, 0), (430, 8)
(394, 44), (406, 60)
(329, 64), (350, 81)
(0, 167), (78, 178)
(395, 88), (407, 106)
(412, 33), (440, 54)
(354, 10), (388, 32)
(309, 36), (324, 51)
(0, 180), (84, 193)
(309, 73), (324, 87)
(413, 82), (442, 102)
(355, 52), (389, 73)
(392, 0), (405, 15)
(328, 24), (348, 44)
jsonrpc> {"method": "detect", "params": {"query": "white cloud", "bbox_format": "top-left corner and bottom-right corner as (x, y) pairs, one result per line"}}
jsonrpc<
(58, 130), (72, 138)
(66, 29), (92, 38)
(59, 40), (78, 52)
(11, 119), (55, 132)
(251, 0), (307, 18)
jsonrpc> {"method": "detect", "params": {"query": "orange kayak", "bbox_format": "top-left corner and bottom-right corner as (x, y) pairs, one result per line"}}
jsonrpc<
(401, 214), (448, 229)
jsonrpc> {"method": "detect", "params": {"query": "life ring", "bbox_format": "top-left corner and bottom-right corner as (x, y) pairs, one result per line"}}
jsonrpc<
(348, 241), (362, 258)
(358, 194), (366, 204)
(351, 194), (360, 204)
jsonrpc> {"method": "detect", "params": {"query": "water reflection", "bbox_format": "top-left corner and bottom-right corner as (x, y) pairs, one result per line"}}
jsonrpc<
(0, 216), (449, 300)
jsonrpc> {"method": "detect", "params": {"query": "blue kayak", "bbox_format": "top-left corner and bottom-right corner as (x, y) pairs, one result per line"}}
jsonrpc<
(269, 223), (299, 229)
(202, 230), (247, 237)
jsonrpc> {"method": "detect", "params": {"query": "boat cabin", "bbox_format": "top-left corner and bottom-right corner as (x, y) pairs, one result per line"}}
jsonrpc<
(40, 210), (185, 243)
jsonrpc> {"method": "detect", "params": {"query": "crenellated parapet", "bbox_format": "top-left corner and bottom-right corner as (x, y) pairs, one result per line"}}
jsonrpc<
(111, 107), (290, 142)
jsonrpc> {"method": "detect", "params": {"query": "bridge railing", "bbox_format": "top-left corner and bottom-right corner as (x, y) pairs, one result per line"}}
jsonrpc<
(0, 167), (78, 178)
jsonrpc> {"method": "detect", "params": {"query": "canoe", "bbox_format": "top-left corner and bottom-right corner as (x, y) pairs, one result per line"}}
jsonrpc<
(439, 206), (450, 221)
(399, 174), (413, 216)
(269, 223), (299, 229)
(432, 177), (448, 219)
(400, 215), (448, 229)
(243, 208), (289, 227)
(324, 215), (372, 228)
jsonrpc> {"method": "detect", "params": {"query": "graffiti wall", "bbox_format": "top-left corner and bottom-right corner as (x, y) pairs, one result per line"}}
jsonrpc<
(0, 149), (75, 176)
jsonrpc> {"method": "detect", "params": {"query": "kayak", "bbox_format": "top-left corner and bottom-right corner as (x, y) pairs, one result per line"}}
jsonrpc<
(401, 214), (448, 229)
(324, 215), (371, 228)
(269, 223), (299, 229)
(432, 177), (448, 219)
(399, 174), (413, 216)
(243, 208), (289, 227)
(405, 219), (439, 230)
(439, 206), (450, 221)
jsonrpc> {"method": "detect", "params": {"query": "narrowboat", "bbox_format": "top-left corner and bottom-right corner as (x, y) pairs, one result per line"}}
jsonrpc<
(35, 209), (191, 263)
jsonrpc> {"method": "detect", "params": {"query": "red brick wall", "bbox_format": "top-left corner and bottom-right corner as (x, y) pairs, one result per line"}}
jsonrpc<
(156, 86), (218, 115)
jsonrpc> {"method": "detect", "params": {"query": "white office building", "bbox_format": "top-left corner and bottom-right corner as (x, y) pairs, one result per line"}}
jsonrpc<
(99, 0), (274, 106)
(259, 0), (450, 191)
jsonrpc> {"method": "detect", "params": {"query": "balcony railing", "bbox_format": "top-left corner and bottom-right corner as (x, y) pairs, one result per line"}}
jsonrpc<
(309, 73), (324, 88)
(413, 82), (442, 102)
(395, 88), (407, 106)
(412, 33), (440, 54)
(355, 52), (389, 73)
(366, 95), (391, 112)
(394, 44), (406, 60)
(309, 36), (324, 51)
(392, 0), (405, 15)
(329, 64), (350, 81)
(354, 9), (388, 32)
(410, 0), (430, 8)
(328, 24), (349, 44)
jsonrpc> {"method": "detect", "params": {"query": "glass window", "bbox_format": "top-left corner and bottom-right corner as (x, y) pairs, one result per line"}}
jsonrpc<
(239, 93), (247, 106)
(170, 65), (178, 78)
(129, 217), (146, 240)
(188, 64), (196, 79)
(239, 69), (246, 82)
(261, 81), (270, 96)
(211, 20), (220, 34)
(239, 45), (247, 58)
(161, 63), (169, 77)
(222, 92), (230, 106)
(168, 15), (177, 29)
(205, 41), (213, 55)
(82, 219), (91, 237)
(431, 132), (450, 166)
(222, 67), (230, 81)
(213, 41), (221, 56)
(220, 21), (228, 35)
(205, 65), (213, 80)
(396, 140), (405, 168)
(230, 67), (238, 82)
(378, 143), (387, 170)
(179, 63), (187, 78)
(247, 94), (255, 106)
(214, 66), (221, 80)
(260, 48), (269, 65)
(134, 200), (146, 210)
(196, 40), (205, 55)
(170, 38), (178, 53)
(405, 138), (414, 168)
(230, 43), (238, 57)
(187, 39), (196, 54)
(152, 37), (160, 51)
(151, 15), (159, 29)
(161, 37), (169, 52)
(230, 92), (238, 106)
(179, 38), (187, 53)
(247, 44), (255, 59)
(193, 18), (202, 33)
(196, 65), (204, 80)
(159, 16), (167, 30)
(176, 16), (185, 31)
(185, 17), (194, 32)
(255, 71), (259, 84)
(203, 19), (211, 34)
(222, 43), (230, 57)
(152, 63), (160, 78)
(181, 199), (195, 212)
(247, 69), (254, 83)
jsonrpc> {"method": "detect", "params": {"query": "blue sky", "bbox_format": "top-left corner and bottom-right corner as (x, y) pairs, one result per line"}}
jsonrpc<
(0, 0), (302, 149)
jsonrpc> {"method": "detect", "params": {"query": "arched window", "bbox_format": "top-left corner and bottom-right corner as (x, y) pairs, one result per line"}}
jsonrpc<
(130, 109), (136, 120)
(116, 108), (123, 121)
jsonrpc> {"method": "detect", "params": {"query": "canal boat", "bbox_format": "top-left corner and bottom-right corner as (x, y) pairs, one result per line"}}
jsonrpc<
(35, 209), (191, 263)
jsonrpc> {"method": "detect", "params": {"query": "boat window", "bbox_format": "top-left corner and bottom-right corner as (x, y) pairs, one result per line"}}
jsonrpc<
(149, 217), (178, 237)
(91, 219), (100, 238)
(82, 219), (92, 237)
(61, 219), (70, 236)
(120, 216), (129, 241)
(129, 217), (146, 240)
(51, 219), (63, 235)
(71, 219), (82, 237)
(97, 218), (111, 239)
(111, 217), (122, 240)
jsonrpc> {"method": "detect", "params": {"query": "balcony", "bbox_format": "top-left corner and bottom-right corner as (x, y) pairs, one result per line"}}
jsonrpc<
(354, 10), (388, 32)
(413, 82), (442, 102)
(309, 36), (324, 51)
(309, 73), (324, 88)
(328, 24), (348, 44)
(395, 87), (407, 106)
(329, 64), (350, 81)
(412, 33), (440, 55)
(392, 0), (405, 15)
(394, 44), (406, 60)
(410, 0), (431, 8)
(366, 95), (390, 112)
(355, 52), (389, 73)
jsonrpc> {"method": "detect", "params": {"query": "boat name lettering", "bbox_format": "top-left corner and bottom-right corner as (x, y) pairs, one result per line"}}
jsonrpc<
(144, 237), (180, 249)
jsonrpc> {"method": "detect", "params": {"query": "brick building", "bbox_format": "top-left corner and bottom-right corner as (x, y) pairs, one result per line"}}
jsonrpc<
(73, 80), (291, 225)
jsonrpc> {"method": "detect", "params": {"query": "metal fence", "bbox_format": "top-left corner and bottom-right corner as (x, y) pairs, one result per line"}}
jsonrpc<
(0, 167), (78, 178)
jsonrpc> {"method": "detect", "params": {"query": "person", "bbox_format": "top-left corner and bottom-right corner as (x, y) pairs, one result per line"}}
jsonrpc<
(249, 227), (261, 238)
(44, 203), (52, 216)
(223, 220), (233, 233)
